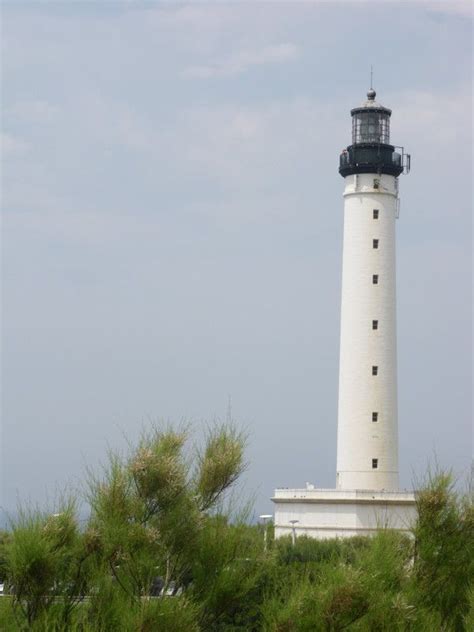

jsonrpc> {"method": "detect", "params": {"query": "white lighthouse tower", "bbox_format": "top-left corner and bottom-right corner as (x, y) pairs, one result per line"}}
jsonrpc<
(272, 88), (417, 539)
(336, 88), (405, 492)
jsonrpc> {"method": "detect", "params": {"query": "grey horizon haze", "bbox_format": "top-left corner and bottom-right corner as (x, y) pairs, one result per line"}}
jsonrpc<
(1, 1), (472, 519)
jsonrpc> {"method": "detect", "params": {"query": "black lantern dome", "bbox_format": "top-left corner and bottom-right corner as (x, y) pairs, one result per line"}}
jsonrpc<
(339, 89), (409, 178)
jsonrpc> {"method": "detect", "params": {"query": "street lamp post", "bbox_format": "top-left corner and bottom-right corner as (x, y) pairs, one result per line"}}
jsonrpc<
(259, 514), (272, 553)
(289, 519), (299, 546)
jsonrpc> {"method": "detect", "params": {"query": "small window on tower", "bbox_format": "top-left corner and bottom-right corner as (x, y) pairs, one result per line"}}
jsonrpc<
(373, 239), (379, 249)
(372, 320), (378, 330)
(373, 209), (379, 219)
(372, 458), (378, 469)
(372, 412), (378, 422)
(372, 366), (378, 376)
(372, 274), (379, 284)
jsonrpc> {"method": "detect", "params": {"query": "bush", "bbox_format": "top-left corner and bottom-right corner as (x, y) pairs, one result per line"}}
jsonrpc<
(190, 517), (272, 630)
(138, 596), (200, 632)
(2, 424), (472, 631)
(5, 501), (94, 629)
(411, 470), (474, 631)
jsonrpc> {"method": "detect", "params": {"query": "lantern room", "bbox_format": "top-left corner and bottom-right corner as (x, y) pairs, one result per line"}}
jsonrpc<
(351, 89), (391, 145)
(339, 89), (409, 178)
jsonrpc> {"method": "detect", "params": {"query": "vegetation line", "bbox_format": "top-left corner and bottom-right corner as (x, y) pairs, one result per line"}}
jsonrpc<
(0, 423), (472, 631)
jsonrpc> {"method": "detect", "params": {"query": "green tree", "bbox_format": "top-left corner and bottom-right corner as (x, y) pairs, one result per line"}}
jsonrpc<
(411, 470), (474, 631)
(3, 426), (472, 632)
(86, 424), (245, 601)
(5, 500), (95, 629)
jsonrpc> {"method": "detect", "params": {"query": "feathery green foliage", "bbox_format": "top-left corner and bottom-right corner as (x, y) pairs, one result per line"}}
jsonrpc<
(196, 425), (246, 511)
(411, 468), (474, 631)
(2, 424), (472, 631)
(5, 500), (95, 629)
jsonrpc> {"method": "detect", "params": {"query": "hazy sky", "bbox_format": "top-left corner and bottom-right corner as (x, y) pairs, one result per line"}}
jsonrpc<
(1, 1), (472, 519)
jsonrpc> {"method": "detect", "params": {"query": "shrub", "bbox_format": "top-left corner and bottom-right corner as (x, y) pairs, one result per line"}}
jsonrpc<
(411, 470), (474, 630)
(5, 501), (94, 628)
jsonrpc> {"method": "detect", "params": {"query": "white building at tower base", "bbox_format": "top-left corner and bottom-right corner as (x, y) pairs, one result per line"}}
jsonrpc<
(272, 488), (416, 540)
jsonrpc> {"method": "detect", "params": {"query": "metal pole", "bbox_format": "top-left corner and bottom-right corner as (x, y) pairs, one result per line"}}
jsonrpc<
(289, 519), (299, 546)
(259, 514), (272, 553)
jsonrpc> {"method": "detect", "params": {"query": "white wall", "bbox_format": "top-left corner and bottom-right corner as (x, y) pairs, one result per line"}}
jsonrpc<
(273, 488), (416, 539)
(336, 173), (399, 491)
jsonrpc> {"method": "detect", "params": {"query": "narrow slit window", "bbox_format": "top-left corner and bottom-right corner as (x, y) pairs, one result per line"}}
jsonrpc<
(372, 366), (378, 376)
(372, 458), (378, 469)
(373, 239), (379, 249)
(372, 320), (378, 330)
(372, 412), (378, 422)
(372, 274), (379, 284)
(373, 209), (379, 219)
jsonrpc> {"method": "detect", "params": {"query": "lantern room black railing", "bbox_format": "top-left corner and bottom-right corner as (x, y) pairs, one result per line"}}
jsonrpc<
(339, 143), (410, 178)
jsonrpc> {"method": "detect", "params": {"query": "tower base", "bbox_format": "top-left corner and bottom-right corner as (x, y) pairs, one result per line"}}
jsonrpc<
(272, 487), (416, 540)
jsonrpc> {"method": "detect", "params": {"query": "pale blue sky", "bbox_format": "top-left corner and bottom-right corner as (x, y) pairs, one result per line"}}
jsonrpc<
(1, 1), (472, 518)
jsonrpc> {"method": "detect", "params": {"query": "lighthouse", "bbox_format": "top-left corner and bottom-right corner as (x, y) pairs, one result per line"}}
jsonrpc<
(336, 88), (409, 492)
(272, 88), (417, 539)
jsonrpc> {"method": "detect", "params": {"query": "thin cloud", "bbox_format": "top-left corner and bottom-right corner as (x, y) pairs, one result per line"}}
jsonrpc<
(8, 100), (60, 123)
(345, 0), (472, 19)
(184, 43), (300, 78)
(1, 132), (30, 156)
(394, 86), (471, 145)
(423, 1), (472, 19)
